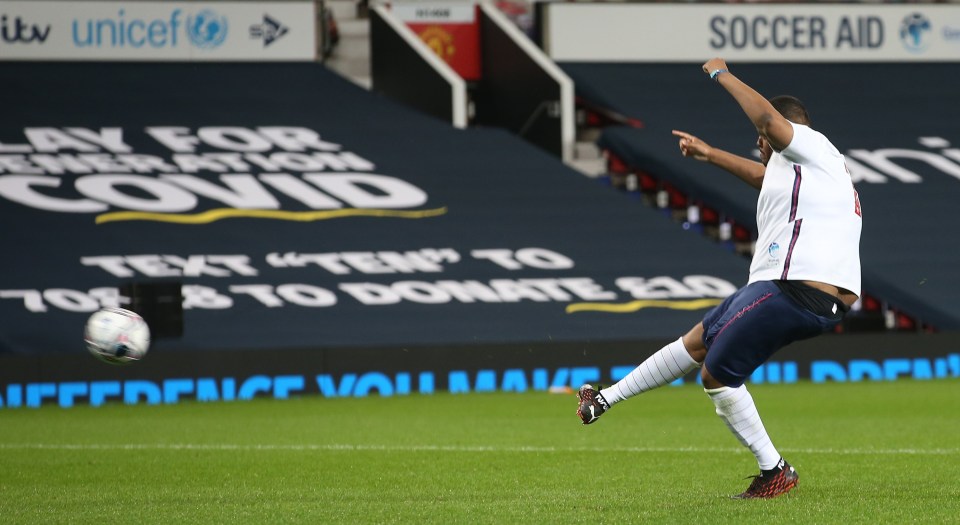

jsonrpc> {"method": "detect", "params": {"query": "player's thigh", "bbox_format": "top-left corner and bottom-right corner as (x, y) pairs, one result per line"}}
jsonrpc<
(702, 282), (821, 386)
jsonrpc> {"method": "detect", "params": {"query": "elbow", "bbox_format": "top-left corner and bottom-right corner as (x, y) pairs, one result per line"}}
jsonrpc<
(755, 112), (791, 151)
(755, 112), (777, 137)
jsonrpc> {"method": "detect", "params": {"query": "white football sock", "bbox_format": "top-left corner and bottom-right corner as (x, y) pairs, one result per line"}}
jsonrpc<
(600, 337), (700, 406)
(706, 385), (781, 471)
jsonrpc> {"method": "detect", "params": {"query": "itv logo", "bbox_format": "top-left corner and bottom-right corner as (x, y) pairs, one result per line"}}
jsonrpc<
(1, 14), (51, 44)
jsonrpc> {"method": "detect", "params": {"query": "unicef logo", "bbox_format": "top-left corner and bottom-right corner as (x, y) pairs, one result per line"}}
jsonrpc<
(187, 9), (228, 49)
(900, 13), (932, 53)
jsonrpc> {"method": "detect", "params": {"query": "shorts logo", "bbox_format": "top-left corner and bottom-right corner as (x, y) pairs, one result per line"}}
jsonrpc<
(187, 9), (228, 49)
(900, 13), (931, 53)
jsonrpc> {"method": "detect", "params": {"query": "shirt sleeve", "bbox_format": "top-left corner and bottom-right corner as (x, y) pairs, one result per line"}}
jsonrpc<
(779, 122), (821, 165)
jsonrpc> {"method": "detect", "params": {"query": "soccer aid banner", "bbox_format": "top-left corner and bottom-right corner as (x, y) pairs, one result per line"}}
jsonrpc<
(541, 4), (960, 62)
(0, 1), (315, 61)
(0, 63), (750, 357)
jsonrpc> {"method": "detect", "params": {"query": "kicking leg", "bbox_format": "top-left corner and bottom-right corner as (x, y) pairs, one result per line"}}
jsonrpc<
(576, 324), (705, 425)
(601, 324), (705, 405)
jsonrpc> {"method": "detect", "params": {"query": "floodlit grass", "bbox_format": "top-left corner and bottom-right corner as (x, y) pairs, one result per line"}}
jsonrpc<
(1, 379), (958, 524)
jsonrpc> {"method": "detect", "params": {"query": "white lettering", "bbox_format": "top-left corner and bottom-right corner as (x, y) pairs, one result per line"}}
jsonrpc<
(81, 255), (258, 278)
(304, 173), (427, 208)
(44, 288), (98, 312)
(125, 255), (182, 278)
(276, 284), (337, 307)
(182, 285), (232, 309)
(266, 249), (453, 274)
(64, 128), (132, 153)
(171, 154), (230, 173)
(558, 277), (618, 301)
(0, 155), (43, 174)
(0, 175), (106, 212)
(161, 174), (280, 209)
(25, 128), (101, 152)
(844, 157), (888, 184)
(338, 283), (401, 305)
(340, 252), (397, 274)
(434, 280), (503, 303)
(260, 173), (344, 208)
(471, 249), (523, 270)
(471, 248), (573, 270)
(30, 154), (94, 174)
(198, 127), (272, 152)
(392, 281), (451, 304)
(230, 284), (284, 307)
(0, 289), (47, 312)
(489, 280), (550, 302)
(514, 248), (574, 270)
(0, 172), (431, 214)
(81, 256), (135, 277)
(205, 255), (258, 276)
(847, 149), (960, 183)
(616, 276), (735, 300)
(147, 126), (343, 153)
(76, 174), (196, 211)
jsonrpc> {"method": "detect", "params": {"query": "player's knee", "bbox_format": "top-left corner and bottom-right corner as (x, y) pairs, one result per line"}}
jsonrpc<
(682, 325), (707, 363)
(700, 365), (725, 390)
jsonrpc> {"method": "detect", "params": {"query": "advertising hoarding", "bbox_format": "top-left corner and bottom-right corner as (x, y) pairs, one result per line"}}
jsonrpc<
(542, 4), (960, 62)
(0, 1), (315, 61)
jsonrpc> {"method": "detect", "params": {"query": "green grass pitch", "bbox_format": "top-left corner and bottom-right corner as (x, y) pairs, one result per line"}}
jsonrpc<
(1, 379), (958, 524)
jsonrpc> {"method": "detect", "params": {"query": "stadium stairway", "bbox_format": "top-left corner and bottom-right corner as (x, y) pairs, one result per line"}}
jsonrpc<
(322, 0), (608, 177)
(324, 0), (372, 90)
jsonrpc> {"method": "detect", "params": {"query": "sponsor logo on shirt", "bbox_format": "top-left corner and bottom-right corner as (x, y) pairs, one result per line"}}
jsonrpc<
(767, 242), (781, 266)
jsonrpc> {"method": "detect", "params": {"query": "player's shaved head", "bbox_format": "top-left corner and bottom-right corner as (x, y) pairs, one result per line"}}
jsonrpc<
(770, 95), (811, 126)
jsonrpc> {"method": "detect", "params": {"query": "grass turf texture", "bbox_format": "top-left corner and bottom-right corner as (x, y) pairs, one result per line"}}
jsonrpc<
(1, 379), (958, 524)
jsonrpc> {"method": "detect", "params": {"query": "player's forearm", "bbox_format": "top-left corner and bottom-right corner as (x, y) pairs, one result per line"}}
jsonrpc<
(705, 147), (765, 189)
(712, 72), (798, 155)
(715, 72), (781, 138)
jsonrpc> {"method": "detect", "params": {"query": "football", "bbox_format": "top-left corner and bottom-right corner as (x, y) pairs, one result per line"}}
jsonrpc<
(84, 307), (151, 364)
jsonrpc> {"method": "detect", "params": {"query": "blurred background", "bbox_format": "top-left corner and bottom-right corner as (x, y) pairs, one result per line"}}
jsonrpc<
(1, 0), (958, 408)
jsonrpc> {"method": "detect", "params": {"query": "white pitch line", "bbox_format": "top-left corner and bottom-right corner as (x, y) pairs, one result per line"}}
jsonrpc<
(0, 443), (957, 456)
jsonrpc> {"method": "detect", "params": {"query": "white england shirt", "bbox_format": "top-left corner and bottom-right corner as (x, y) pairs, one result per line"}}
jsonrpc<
(748, 122), (862, 296)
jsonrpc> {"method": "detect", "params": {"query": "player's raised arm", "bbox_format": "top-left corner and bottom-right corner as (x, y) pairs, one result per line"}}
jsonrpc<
(702, 58), (794, 152)
(672, 130), (765, 190)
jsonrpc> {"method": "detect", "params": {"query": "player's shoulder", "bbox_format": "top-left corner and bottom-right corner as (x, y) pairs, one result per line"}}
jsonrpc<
(783, 122), (841, 162)
(789, 122), (823, 141)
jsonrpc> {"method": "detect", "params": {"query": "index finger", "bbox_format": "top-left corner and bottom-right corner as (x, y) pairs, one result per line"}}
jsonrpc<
(671, 130), (693, 140)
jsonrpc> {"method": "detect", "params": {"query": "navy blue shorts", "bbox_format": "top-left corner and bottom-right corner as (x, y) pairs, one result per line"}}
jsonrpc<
(701, 280), (845, 387)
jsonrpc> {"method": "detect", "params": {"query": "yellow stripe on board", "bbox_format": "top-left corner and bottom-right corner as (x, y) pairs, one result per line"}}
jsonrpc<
(95, 207), (448, 225)
(566, 298), (723, 314)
